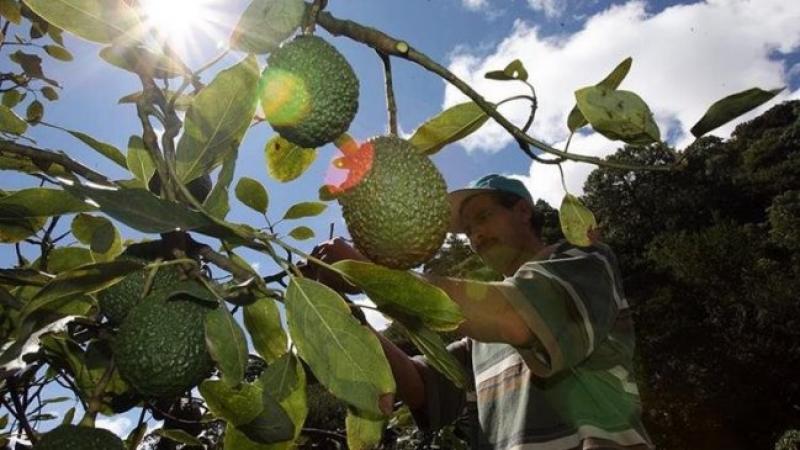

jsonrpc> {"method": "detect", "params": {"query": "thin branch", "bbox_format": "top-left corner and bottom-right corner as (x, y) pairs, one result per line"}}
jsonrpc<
(303, 0), (328, 35)
(377, 51), (398, 135)
(7, 379), (37, 444)
(0, 139), (112, 184)
(315, 11), (674, 172)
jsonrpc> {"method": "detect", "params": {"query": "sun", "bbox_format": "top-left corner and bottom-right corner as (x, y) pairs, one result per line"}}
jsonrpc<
(137, 0), (226, 53)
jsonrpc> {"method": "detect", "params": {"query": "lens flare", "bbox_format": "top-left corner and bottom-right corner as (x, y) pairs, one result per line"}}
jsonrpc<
(260, 69), (311, 127)
(324, 141), (374, 195)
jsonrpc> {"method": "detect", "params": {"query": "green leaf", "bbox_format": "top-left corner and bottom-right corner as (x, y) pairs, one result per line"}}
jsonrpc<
(203, 150), (237, 219)
(205, 305), (248, 387)
(0, 188), (93, 243)
(0, 0), (22, 24)
(22, 0), (139, 44)
(44, 44), (73, 61)
(567, 57), (632, 132)
(99, 45), (187, 79)
(282, 202), (326, 220)
(176, 55), (260, 183)
(0, 104), (28, 134)
(332, 260), (464, 331)
(70, 213), (109, 245)
(559, 193), (597, 247)
(265, 135), (316, 182)
(575, 85), (660, 145)
(243, 297), (288, 364)
(64, 184), (213, 234)
(690, 87), (783, 138)
(484, 59), (528, 81)
(61, 407), (75, 425)
(288, 226), (314, 241)
(200, 379), (264, 425)
(89, 219), (115, 253)
(26, 99), (44, 122)
(237, 392), (295, 444)
(118, 90), (194, 111)
(230, 0), (305, 54)
(41, 86), (59, 101)
(394, 321), (468, 389)
(154, 429), (203, 448)
(260, 354), (307, 447)
(70, 213), (122, 258)
(66, 129), (127, 168)
(125, 136), (155, 186)
(346, 409), (385, 450)
(34, 247), (93, 273)
(22, 260), (142, 320)
(236, 177), (269, 214)
(2, 90), (24, 108)
(285, 277), (395, 416)
(409, 102), (490, 155)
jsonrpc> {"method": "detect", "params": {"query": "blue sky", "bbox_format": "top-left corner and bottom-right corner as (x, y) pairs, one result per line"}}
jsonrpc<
(3, 0), (800, 440)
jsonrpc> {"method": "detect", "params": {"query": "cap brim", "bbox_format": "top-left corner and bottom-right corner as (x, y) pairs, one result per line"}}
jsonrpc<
(447, 188), (494, 234)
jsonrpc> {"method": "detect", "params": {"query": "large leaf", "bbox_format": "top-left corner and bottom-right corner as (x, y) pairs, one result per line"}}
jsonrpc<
(237, 392), (295, 444)
(200, 379), (264, 426)
(66, 129), (127, 168)
(332, 260), (463, 331)
(236, 177), (269, 214)
(99, 45), (187, 79)
(567, 57), (632, 132)
(21, 259), (143, 323)
(395, 321), (468, 389)
(265, 135), (316, 182)
(0, 188), (93, 243)
(205, 305), (248, 387)
(0, 105), (27, 134)
(409, 102), (489, 155)
(575, 85), (660, 145)
(282, 202), (326, 220)
(243, 297), (287, 364)
(559, 193), (597, 247)
(176, 55), (260, 183)
(203, 149), (238, 219)
(346, 409), (385, 450)
(64, 184), (213, 234)
(285, 278), (395, 416)
(230, 0), (305, 54)
(125, 135), (154, 186)
(690, 87), (783, 138)
(22, 0), (139, 44)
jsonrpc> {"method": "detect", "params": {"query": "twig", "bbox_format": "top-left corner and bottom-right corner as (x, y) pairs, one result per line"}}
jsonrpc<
(377, 51), (398, 135)
(0, 139), (113, 184)
(7, 378), (37, 444)
(315, 11), (674, 172)
(303, 0), (328, 35)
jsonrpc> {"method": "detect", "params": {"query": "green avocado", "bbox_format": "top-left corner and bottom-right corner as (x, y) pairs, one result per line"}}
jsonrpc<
(338, 136), (449, 269)
(260, 35), (359, 148)
(113, 290), (214, 398)
(33, 425), (124, 450)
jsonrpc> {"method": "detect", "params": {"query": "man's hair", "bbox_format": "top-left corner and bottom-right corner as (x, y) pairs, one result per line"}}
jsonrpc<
(488, 191), (543, 238)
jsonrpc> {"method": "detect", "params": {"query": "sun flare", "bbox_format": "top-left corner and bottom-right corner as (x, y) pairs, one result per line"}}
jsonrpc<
(138, 0), (226, 53)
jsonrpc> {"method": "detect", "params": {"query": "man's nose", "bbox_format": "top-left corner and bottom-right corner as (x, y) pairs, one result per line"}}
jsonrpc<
(468, 227), (485, 251)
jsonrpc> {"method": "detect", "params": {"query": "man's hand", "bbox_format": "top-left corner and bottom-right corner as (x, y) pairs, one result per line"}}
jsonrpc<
(301, 237), (366, 294)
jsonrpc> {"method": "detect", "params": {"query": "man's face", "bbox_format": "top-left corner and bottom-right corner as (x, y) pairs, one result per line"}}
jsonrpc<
(460, 193), (533, 276)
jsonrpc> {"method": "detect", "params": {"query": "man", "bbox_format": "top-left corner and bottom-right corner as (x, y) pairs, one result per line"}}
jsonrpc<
(310, 174), (653, 450)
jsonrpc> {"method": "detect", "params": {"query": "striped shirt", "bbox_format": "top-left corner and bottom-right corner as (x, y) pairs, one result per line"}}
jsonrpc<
(412, 241), (653, 450)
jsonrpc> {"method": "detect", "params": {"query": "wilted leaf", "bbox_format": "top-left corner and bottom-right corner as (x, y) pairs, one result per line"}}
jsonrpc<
(22, 0), (139, 44)
(176, 55), (260, 184)
(126, 135), (154, 185)
(44, 44), (72, 61)
(332, 260), (464, 331)
(282, 202), (326, 220)
(567, 57), (632, 132)
(285, 278), (395, 416)
(288, 226), (313, 241)
(230, 0), (305, 54)
(205, 305), (248, 387)
(243, 297), (288, 364)
(690, 87), (783, 138)
(236, 177), (268, 214)
(410, 102), (489, 155)
(203, 150), (237, 219)
(154, 429), (203, 447)
(559, 193), (597, 247)
(575, 85), (660, 145)
(484, 59), (528, 81)
(66, 129), (127, 168)
(265, 135), (316, 182)
(200, 379), (264, 425)
(346, 408), (384, 450)
(0, 104), (28, 134)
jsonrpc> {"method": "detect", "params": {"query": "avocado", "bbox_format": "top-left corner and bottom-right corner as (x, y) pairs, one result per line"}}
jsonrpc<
(33, 425), (123, 450)
(337, 136), (449, 269)
(260, 35), (359, 148)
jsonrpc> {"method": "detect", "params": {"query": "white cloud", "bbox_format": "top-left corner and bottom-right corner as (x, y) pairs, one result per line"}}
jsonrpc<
(96, 415), (134, 437)
(462, 0), (488, 11)
(444, 0), (800, 198)
(527, 0), (566, 18)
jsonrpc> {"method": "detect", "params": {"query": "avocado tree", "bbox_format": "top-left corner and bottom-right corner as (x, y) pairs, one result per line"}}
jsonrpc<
(0, 0), (783, 449)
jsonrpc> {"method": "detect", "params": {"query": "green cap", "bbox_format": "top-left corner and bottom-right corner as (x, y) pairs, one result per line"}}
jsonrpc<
(447, 174), (534, 233)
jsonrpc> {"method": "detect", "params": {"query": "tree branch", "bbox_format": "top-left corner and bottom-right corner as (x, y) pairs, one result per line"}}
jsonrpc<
(377, 51), (398, 135)
(315, 11), (674, 172)
(0, 139), (112, 184)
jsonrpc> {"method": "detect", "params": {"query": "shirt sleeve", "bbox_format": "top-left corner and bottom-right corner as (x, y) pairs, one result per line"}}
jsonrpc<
(409, 337), (473, 431)
(497, 243), (623, 377)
